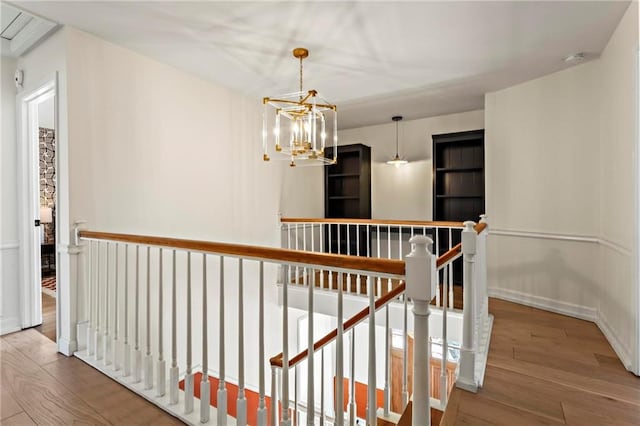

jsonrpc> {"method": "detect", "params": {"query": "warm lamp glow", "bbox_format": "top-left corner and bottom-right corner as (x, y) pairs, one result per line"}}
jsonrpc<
(40, 206), (53, 224)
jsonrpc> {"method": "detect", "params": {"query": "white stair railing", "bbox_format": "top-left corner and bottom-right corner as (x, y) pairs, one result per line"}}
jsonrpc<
(73, 215), (490, 426)
(280, 218), (463, 307)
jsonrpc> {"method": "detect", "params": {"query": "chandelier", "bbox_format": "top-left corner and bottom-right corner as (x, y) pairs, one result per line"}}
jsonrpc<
(262, 48), (337, 167)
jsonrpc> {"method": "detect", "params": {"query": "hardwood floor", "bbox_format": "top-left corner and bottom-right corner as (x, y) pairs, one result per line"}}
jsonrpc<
(441, 298), (640, 425)
(0, 328), (183, 425)
(35, 292), (56, 342)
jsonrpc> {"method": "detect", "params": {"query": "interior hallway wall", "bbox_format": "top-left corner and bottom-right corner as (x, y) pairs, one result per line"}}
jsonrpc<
(0, 56), (20, 334)
(485, 2), (639, 373)
(339, 110), (484, 221)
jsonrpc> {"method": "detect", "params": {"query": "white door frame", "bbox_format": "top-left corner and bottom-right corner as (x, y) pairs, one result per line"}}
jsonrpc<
(16, 72), (58, 331)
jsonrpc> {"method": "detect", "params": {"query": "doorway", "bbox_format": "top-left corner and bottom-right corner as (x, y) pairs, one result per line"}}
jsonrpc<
(17, 75), (58, 341)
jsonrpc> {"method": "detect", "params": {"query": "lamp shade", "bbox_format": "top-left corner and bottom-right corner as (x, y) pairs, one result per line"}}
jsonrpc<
(40, 206), (53, 224)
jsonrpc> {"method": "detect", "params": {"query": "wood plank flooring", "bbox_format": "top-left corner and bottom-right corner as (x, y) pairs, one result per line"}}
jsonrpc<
(441, 298), (640, 425)
(35, 292), (56, 342)
(0, 328), (183, 425)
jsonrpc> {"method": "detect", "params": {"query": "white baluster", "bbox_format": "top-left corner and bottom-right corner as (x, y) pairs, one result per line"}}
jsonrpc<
(95, 241), (102, 361)
(257, 262), (267, 426)
(405, 235), (434, 426)
(157, 248), (166, 397)
(201, 254), (210, 423)
(383, 306), (390, 417)
(288, 224), (292, 285)
(87, 241), (94, 356)
(295, 225), (299, 284)
(237, 259), (247, 426)
(218, 257), (228, 424)
(144, 246), (153, 390)
(441, 265), (449, 406)
(169, 250), (179, 405)
(271, 367), (278, 426)
(388, 226), (392, 295)
(104, 242), (111, 366)
(124, 244), (131, 377)
(328, 226), (333, 289)
(307, 267), (315, 426)
(449, 227), (454, 309)
(402, 297), (408, 409)
(134, 245), (142, 383)
(311, 223), (315, 252)
(348, 329), (356, 426)
(376, 225), (381, 258)
(366, 225), (371, 274)
(320, 347), (326, 426)
(319, 225), (324, 290)
(366, 275), (377, 425)
(334, 273), (344, 426)
(282, 265), (291, 426)
(302, 225), (307, 288)
(113, 244), (120, 371)
(185, 252), (194, 414)
(458, 222), (477, 392)
(294, 365), (298, 426)
(337, 224), (341, 255)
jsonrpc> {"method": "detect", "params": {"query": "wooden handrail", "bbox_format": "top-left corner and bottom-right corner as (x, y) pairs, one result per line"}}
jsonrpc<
(437, 243), (462, 268)
(475, 222), (487, 234)
(270, 282), (406, 368)
(78, 230), (405, 276)
(281, 217), (465, 228)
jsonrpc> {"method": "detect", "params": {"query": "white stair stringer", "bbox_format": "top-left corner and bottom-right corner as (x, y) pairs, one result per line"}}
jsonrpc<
(75, 351), (237, 425)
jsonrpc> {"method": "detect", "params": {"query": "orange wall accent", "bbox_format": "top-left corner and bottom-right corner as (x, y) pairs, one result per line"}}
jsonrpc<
(334, 377), (384, 420)
(179, 373), (279, 426)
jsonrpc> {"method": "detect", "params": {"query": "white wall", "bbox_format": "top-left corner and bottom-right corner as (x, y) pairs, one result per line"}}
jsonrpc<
(485, 2), (639, 373)
(38, 96), (55, 129)
(485, 60), (601, 319)
(0, 56), (20, 334)
(597, 1), (638, 373)
(339, 110), (484, 220)
(60, 26), (322, 392)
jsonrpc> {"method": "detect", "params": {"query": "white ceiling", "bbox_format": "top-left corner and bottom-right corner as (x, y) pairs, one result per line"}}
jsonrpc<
(13, 1), (631, 129)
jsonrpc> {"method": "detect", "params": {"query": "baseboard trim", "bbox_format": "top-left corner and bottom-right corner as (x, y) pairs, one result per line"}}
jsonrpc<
(0, 317), (21, 335)
(488, 287), (597, 322)
(596, 311), (634, 372)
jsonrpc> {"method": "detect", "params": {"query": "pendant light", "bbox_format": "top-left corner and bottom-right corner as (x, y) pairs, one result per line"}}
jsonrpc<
(387, 115), (408, 167)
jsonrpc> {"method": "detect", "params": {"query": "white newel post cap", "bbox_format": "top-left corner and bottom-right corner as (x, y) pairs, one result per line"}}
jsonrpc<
(462, 221), (477, 255)
(405, 235), (435, 301)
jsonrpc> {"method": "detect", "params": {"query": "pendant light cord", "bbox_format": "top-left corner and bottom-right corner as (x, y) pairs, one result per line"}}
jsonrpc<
(299, 56), (303, 95)
(396, 120), (399, 156)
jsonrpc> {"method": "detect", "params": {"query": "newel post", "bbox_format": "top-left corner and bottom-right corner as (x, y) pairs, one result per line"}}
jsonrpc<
(73, 220), (88, 353)
(405, 235), (436, 426)
(457, 221), (478, 392)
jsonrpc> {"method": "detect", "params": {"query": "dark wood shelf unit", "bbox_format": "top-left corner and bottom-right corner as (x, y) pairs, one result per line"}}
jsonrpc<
(325, 144), (371, 255)
(433, 129), (485, 284)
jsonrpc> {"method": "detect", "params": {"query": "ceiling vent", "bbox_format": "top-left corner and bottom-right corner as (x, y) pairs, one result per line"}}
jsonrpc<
(1, 4), (58, 57)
